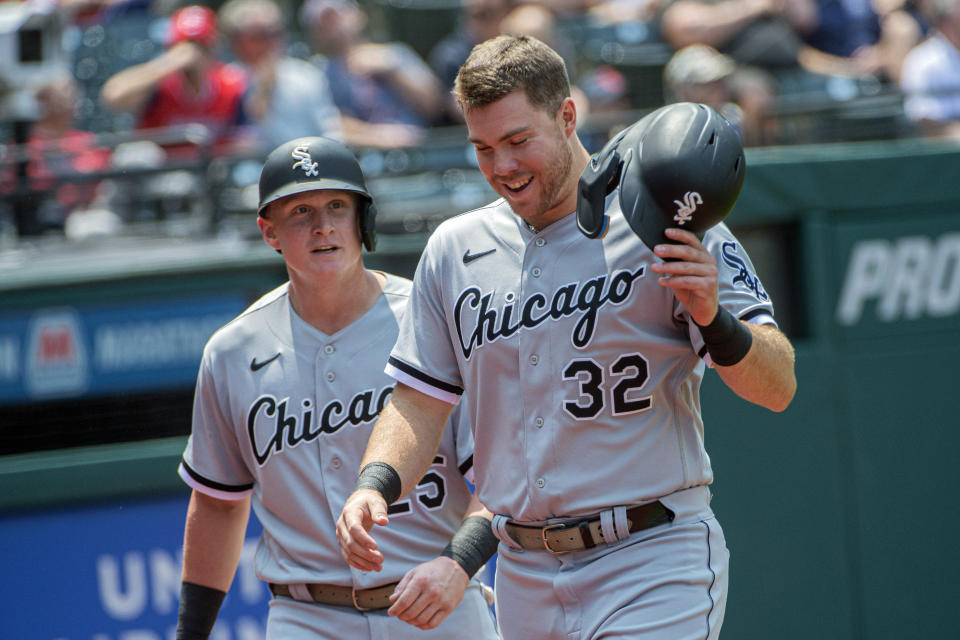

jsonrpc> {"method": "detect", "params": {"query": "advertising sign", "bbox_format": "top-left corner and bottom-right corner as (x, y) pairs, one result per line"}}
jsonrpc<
(0, 495), (267, 639)
(0, 295), (244, 406)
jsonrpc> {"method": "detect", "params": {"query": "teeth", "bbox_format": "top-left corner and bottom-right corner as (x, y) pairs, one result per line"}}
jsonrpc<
(505, 177), (531, 190)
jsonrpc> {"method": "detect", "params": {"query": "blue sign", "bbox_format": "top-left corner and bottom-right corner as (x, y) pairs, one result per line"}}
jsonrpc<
(0, 494), (267, 639)
(0, 294), (246, 406)
(0, 489), (499, 638)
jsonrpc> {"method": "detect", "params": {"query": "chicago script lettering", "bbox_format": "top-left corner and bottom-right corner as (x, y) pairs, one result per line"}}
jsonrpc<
(454, 266), (644, 358)
(247, 386), (394, 465)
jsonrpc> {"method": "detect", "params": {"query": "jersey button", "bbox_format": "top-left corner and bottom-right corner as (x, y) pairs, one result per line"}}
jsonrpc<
(324, 345), (335, 355)
(331, 457), (342, 469)
(326, 372), (336, 382)
(536, 478), (545, 488)
(529, 355), (539, 365)
(534, 417), (544, 428)
(535, 238), (546, 247)
(531, 267), (542, 277)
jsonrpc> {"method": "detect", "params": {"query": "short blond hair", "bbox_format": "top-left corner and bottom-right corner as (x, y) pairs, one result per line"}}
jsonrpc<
(453, 34), (570, 114)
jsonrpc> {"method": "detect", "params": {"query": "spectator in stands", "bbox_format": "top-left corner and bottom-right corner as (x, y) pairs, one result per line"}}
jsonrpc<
(586, 0), (672, 24)
(800, 0), (924, 84)
(429, 0), (514, 123)
(100, 5), (252, 159)
(659, 0), (819, 72)
(873, 0), (931, 83)
(663, 43), (779, 146)
(575, 64), (633, 152)
(299, 0), (444, 147)
(218, 0), (344, 153)
(2, 73), (113, 232)
(804, 0), (882, 61)
(661, 0), (922, 89)
(664, 44), (743, 129)
(900, 0), (960, 139)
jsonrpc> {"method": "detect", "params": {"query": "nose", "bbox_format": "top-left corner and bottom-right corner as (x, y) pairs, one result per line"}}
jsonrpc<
(491, 148), (519, 177)
(311, 210), (335, 234)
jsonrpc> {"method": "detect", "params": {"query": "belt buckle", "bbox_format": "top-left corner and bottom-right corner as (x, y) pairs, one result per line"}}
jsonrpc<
(541, 522), (567, 554)
(351, 587), (371, 612)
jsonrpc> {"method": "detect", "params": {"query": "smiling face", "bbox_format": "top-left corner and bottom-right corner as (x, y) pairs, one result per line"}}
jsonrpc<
(258, 189), (365, 283)
(466, 90), (578, 230)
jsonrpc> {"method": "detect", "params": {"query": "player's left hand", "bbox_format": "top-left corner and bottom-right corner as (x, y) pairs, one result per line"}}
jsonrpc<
(650, 227), (720, 326)
(387, 556), (469, 630)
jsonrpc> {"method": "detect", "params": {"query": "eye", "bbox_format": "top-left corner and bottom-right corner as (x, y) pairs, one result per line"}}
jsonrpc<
(510, 137), (528, 146)
(329, 199), (353, 212)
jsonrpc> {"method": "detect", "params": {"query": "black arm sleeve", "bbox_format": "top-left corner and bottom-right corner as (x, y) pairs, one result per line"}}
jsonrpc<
(441, 515), (499, 578)
(176, 581), (226, 640)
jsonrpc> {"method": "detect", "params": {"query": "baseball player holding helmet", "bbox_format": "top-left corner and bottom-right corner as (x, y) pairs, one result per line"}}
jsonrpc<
(175, 136), (498, 639)
(337, 35), (797, 639)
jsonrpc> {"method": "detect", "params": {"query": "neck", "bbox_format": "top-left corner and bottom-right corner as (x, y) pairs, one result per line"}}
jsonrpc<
(288, 266), (384, 335)
(183, 64), (207, 91)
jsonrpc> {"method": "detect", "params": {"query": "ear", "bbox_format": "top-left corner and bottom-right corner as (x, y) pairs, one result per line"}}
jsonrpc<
(258, 215), (280, 251)
(559, 97), (578, 136)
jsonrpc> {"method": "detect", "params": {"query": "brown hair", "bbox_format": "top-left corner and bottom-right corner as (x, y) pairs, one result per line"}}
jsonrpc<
(453, 34), (570, 114)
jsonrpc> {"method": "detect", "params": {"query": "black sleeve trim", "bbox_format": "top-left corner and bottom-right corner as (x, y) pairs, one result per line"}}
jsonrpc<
(458, 454), (474, 477)
(388, 356), (464, 396)
(740, 307), (773, 323)
(180, 459), (255, 493)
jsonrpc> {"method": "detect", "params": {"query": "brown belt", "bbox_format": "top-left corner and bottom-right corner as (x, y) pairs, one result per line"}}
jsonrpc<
(268, 581), (398, 610)
(505, 501), (675, 553)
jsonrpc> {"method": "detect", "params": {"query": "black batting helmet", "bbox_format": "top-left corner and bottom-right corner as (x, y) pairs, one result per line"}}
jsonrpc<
(577, 102), (745, 251)
(258, 136), (377, 251)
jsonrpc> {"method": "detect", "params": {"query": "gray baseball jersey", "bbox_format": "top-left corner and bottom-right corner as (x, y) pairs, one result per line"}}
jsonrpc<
(179, 274), (478, 587)
(387, 195), (775, 523)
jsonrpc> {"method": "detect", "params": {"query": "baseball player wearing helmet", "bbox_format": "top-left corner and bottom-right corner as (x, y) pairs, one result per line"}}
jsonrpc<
(338, 35), (796, 639)
(175, 136), (499, 639)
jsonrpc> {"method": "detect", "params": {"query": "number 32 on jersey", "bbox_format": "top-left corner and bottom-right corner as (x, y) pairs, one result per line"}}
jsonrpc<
(563, 352), (652, 420)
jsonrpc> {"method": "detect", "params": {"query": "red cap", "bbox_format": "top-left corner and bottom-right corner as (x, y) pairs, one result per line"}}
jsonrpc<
(165, 5), (218, 48)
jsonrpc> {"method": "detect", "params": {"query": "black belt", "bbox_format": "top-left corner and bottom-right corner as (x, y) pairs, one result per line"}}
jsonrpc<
(504, 501), (675, 553)
(268, 581), (398, 610)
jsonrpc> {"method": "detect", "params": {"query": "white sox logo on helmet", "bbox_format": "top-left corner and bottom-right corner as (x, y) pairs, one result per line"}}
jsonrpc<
(291, 145), (319, 177)
(673, 191), (703, 225)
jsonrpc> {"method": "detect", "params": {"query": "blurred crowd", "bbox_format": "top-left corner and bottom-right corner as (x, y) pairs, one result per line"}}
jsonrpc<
(2, 0), (959, 239)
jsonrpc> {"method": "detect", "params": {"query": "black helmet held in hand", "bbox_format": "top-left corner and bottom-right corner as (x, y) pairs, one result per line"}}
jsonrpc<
(577, 102), (745, 251)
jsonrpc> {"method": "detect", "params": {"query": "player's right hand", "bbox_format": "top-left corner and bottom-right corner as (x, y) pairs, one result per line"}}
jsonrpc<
(336, 489), (389, 572)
